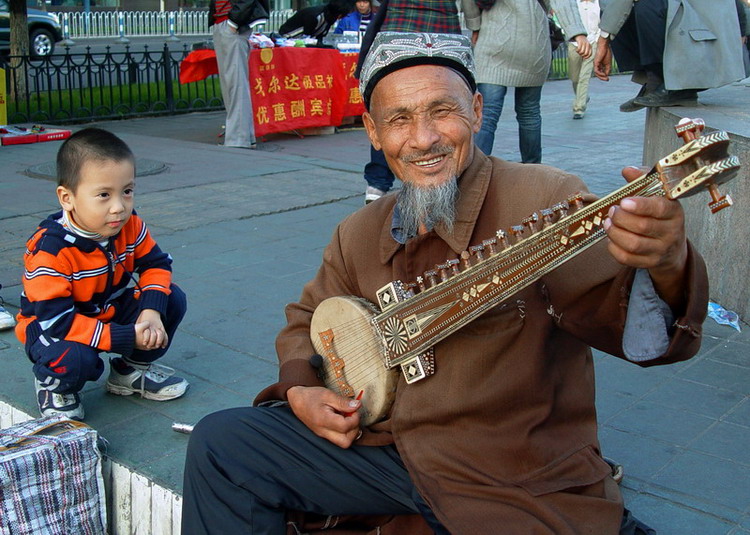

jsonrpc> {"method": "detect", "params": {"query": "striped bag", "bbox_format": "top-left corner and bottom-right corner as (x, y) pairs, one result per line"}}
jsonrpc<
(0, 416), (106, 535)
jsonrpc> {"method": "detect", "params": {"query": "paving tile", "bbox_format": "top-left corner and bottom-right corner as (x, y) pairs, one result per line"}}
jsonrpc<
(605, 400), (716, 447)
(641, 377), (745, 419)
(598, 426), (681, 482)
(652, 451), (750, 512)
(625, 492), (736, 535)
(678, 358), (750, 395)
(725, 398), (750, 428)
(690, 421), (750, 465)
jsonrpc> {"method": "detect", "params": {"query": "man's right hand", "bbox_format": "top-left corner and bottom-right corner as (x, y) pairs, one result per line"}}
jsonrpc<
(287, 386), (363, 449)
(594, 35), (612, 81)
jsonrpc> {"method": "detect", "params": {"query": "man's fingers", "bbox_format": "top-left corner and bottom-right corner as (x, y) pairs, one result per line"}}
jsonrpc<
(621, 165), (649, 183)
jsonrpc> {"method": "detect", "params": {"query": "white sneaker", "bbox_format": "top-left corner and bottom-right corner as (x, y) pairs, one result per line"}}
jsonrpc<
(0, 305), (15, 331)
(365, 186), (386, 204)
(35, 379), (85, 420)
(106, 358), (189, 401)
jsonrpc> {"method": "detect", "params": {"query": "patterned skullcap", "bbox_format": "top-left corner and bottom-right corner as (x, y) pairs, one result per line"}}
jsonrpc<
(359, 32), (477, 109)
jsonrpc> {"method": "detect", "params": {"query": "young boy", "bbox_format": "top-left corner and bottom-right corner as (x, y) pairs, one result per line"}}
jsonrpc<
(15, 128), (188, 420)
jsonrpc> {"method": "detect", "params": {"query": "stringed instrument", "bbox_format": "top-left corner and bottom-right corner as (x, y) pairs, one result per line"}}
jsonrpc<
(310, 118), (741, 426)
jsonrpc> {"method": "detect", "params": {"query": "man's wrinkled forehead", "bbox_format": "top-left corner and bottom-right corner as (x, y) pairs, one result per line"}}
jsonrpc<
(358, 32), (477, 109)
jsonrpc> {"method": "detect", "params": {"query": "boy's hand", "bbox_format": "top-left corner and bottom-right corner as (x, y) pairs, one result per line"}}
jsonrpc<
(135, 309), (168, 350)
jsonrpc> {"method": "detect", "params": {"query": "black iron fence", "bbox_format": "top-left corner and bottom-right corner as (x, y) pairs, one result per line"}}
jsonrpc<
(3, 44), (223, 125)
(2, 43), (617, 126)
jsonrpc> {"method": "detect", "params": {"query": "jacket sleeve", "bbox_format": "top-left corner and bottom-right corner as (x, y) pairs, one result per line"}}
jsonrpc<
(599, 0), (635, 36)
(129, 217), (172, 315)
(549, 0), (587, 39)
(254, 221), (359, 404)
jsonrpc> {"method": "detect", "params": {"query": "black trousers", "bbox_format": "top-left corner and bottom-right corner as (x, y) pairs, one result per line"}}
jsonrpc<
(181, 406), (448, 534)
(610, 0), (668, 77)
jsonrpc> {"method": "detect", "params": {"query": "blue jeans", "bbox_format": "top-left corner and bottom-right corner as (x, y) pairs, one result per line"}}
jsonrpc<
(364, 145), (395, 192)
(475, 83), (543, 163)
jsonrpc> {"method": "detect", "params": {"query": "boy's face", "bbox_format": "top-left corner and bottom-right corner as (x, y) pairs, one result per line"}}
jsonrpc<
(57, 158), (136, 238)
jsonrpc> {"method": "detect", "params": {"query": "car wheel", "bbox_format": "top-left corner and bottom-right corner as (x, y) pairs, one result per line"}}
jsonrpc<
(30, 28), (55, 57)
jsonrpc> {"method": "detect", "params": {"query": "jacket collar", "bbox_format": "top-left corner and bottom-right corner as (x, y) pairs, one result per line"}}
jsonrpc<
(379, 149), (492, 264)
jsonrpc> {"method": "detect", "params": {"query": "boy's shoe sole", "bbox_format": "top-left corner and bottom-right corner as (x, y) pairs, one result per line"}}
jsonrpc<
(106, 381), (188, 401)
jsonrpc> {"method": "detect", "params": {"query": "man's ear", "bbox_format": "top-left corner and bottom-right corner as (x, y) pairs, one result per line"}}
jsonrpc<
(472, 91), (483, 134)
(56, 185), (74, 211)
(362, 111), (382, 151)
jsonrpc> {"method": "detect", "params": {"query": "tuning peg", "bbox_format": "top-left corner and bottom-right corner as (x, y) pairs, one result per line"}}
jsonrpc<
(552, 201), (569, 218)
(461, 250), (471, 269)
(674, 117), (705, 143)
(540, 208), (554, 228)
(496, 229), (510, 249)
(707, 185), (733, 213)
(416, 275), (426, 293)
(567, 193), (584, 211)
(447, 258), (461, 276)
(406, 282), (418, 297)
(470, 244), (485, 262)
(522, 213), (539, 233)
(424, 269), (438, 287)
(436, 262), (451, 282)
(511, 225), (525, 242)
(482, 237), (497, 255)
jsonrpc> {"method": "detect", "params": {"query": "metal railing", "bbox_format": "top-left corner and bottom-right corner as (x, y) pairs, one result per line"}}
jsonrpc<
(59, 9), (295, 39)
(4, 44), (223, 125)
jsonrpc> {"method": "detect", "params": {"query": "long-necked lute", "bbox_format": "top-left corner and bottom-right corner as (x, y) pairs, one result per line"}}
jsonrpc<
(310, 118), (741, 426)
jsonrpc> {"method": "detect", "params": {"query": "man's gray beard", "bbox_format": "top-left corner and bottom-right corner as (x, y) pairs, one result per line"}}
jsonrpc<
(397, 177), (459, 240)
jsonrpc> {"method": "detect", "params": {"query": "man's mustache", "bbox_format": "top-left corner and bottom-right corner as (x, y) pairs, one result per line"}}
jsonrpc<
(400, 145), (455, 163)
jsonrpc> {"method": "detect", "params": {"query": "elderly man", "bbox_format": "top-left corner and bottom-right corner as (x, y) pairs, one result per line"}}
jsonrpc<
(182, 32), (708, 535)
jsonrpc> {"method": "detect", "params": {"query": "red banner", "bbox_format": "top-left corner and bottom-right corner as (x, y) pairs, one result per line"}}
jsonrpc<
(179, 47), (366, 137)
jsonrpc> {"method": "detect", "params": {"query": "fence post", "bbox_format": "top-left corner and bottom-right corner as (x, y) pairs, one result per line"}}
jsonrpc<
(163, 44), (175, 113)
(60, 13), (76, 46)
(0, 67), (6, 126)
(116, 12), (130, 44)
(166, 12), (180, 42)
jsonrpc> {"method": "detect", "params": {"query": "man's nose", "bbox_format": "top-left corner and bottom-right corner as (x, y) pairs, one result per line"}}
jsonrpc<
(409, 116), (441, 150)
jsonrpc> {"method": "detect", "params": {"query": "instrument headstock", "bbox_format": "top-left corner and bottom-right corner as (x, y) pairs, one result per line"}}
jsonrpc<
(656, 117), (741, 212)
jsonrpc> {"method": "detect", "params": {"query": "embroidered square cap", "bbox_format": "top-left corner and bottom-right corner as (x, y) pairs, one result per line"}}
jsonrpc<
(359, 32), (477, 109)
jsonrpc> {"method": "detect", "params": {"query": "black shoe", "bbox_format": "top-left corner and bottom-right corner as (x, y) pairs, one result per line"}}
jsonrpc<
(634, 86), (698, 108)
(619, 85), (649, 113)
(573, 113), (584, 120)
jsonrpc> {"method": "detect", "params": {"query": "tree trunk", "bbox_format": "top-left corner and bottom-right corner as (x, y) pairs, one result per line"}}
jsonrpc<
(8, 0), (29, 102)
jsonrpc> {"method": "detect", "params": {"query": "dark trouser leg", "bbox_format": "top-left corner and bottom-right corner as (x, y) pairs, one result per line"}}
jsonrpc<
(610, 0), (667, 77)
(114, 284), (187, 364)
(182, 406), (428, 535)
(364, 146), (395, 193)
(514, 85), (543, 164)
(29, 339), (103, 394)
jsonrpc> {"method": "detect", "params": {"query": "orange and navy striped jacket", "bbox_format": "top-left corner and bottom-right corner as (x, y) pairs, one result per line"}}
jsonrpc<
(15, 211), (173, 357)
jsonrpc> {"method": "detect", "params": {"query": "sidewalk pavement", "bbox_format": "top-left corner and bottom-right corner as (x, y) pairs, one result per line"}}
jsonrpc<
(1, 74), (748, 534)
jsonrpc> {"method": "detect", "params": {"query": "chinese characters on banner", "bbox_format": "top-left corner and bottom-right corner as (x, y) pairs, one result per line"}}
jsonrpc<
(178, 47), (366, 137)
(251, 47), (364, 137)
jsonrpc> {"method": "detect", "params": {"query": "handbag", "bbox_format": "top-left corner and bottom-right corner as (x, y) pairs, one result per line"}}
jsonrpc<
(0, 416), (107, 535)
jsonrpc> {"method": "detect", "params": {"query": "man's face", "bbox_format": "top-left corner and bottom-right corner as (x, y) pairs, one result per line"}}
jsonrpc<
(363, 65), (482, 190)
(57, 159), (135, 238)
(356, 0), (371, 14)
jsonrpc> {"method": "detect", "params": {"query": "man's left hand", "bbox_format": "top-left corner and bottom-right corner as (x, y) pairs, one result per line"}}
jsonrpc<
(603, 166), (688, 310)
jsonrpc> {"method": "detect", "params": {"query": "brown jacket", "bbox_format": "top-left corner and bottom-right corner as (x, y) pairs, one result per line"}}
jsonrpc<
(256, 151), (708, 534)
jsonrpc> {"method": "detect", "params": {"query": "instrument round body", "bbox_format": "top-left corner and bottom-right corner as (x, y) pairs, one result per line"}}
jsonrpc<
(310, 296), (399, 426)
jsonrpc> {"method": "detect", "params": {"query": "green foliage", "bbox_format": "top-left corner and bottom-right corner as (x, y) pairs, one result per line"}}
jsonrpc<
(7, 77), (224, 124)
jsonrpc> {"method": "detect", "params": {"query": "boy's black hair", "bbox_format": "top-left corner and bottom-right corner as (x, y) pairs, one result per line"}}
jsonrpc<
(57, 128), (135, 192)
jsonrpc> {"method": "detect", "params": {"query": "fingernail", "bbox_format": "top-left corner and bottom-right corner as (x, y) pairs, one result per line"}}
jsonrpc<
(348, 400), (359, 408)
(621, 198), (636, 210)
(608, 206), (615, 218)
(626, 166), (641, 170)
(603, 218), (611, 231)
